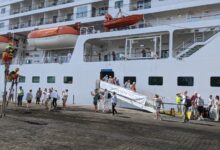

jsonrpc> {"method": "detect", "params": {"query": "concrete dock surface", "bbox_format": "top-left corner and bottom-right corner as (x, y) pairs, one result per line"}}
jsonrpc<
(0, 104), (219, 150)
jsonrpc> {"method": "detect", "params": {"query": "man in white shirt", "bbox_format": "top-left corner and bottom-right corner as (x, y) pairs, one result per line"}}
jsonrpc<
(51, 90), (59, 109)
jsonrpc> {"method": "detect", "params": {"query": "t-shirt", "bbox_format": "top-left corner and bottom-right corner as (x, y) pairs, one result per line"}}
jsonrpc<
(155, 98), (162, 108)
(18, 89), (24, 96)
(197, 98), (204, 107)
(111, 95), (117, 104)
(26, 92), (33, 101)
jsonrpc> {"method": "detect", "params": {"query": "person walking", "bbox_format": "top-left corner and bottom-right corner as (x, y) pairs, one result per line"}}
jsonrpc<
(196, 94), (204, 121)
(182, 91), (191, 123)
(8, 88), (14, 103)
(213, 95), (220, 121)
(17, 86), (24, 106)
(111, 92), (118, 116)
(41, 88), (47, 105)
(154, 94), (163, 120)
(91, 89), (101, 112)
(190, 92), (198, 120)
(208, 95), (214, 118)
(51, 90), (59, 110)
(26, 89), (33, 111)
(103, 89), (111, 112)
(62, 89), (68, 109)
(45, 89), (52, 111)
(176, 93), (182, 113)
(35, 88), (42, 104)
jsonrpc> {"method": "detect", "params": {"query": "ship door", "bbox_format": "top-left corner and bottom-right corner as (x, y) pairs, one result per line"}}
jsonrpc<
(100, 69), (114, 80)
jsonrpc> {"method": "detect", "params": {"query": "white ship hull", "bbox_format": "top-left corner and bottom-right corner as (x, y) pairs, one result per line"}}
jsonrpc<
(1, 28), (220, 105)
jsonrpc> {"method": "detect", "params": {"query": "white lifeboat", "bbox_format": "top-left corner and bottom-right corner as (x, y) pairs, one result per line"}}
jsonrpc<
(0, 36), (10, 51)
(27, 26), (79, 49)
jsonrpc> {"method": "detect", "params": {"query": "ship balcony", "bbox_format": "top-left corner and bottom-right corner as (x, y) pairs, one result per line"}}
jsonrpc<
(44, 11), (59, 24)
(43, 56), (70, 64)
(46, 0), (59, 7)
(31, 0), (45, 10)
(129, 0), (151, 11)
(84, 33), (169, 62)
(9, 0), (75, 15)
(91, 1), (109, 17)
(10, 3), (20, 15)
(58, 8), (74, 22)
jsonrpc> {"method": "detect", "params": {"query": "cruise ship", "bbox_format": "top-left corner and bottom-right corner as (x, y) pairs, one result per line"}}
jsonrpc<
(1, 0), (220, 109)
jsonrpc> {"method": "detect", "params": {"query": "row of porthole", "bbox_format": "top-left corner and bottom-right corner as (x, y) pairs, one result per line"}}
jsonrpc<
(123, 76), (220, 87)
(17, 76), (73, 84)
(14, 76), (220, 87)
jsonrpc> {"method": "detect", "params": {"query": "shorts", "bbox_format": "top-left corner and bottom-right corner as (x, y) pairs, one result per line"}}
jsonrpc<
(197, 106), (204, 114)
(27, 100), (32, 103)
(93, 101), (97, 106)
(156, 107), (161, 112)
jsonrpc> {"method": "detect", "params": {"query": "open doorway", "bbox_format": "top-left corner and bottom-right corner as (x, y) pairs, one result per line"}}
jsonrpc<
(100, 69), (114, 79)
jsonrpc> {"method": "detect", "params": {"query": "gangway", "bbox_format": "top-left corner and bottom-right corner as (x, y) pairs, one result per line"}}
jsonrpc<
(99, 80), (156, 113)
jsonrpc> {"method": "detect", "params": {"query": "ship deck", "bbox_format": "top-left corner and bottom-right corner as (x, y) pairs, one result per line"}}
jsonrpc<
(0, 104), (219, 150)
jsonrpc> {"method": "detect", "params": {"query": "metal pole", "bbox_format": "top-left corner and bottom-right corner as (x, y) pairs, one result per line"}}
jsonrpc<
(1, 65), (9, 118)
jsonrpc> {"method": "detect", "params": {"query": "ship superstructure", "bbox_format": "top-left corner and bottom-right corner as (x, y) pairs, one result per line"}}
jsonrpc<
(1, 0), (220, 106)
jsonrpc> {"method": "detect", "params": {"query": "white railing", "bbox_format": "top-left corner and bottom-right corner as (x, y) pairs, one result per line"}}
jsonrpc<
(99, 81), (155, 112)
(174, 31), (218, 56)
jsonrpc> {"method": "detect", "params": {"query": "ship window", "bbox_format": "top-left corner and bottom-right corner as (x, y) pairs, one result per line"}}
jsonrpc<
(149, 76), (163, 85)
(1, 8), (6, 14)
(32, 76), (40, 83)
(0, 22), (4, 28)
(47, 76), (55, 83)
(210, 77), (220, 87)
(64, 76), (73, 84)
(19, 76), (26, 83)
(177, 77), (194, 86)
(137, 0), (151, 9)
(124, 76), (136, 84)
(115, 1), (123, 9)
(76, 6), (88, 18)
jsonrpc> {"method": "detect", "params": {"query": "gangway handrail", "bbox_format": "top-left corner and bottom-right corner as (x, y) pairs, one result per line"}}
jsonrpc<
(99, 80), (156, 112)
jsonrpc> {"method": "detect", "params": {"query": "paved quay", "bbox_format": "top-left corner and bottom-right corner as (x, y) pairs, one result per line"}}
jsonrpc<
(0, 104), (220, 150)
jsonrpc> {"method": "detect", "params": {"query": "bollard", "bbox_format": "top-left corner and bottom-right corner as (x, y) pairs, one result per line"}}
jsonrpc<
(170, 108), (176, 117)
(72, 94), (74, 104)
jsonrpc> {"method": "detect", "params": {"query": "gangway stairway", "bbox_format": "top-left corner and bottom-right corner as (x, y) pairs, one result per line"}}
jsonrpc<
(175, 31), (220, 59)
(99, 80), (156, 113)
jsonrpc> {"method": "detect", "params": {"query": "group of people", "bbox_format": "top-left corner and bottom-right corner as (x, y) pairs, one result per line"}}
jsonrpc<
(7, 86), (69, 111)
(176, 91), (220, 122)
(91, 88), (118, 116)
(102, 75), (120, 86)
(124, 80), (136, 92)
(102, 75), (136, 92)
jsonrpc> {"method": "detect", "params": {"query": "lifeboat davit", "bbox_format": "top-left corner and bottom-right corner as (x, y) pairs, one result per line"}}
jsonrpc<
(27, 26), (79, 49)
(0, 36), (10, 51)
(104, 14), (143, 32)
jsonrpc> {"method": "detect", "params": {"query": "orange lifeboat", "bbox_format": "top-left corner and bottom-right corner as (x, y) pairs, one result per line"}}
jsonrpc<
(27, 26), (79, 49)
(104, 14), (143, 32)
(0, 36), (10, 51)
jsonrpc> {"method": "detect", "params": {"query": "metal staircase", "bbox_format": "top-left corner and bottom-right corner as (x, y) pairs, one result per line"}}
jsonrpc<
(175, 31), (219, 59)
(177, 44), (204, 59)
(99, 81), (156, 113)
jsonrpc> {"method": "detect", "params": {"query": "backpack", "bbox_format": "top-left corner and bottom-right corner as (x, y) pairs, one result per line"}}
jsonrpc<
(107, 92), (112, 99)
(185, 98), (192, 107)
